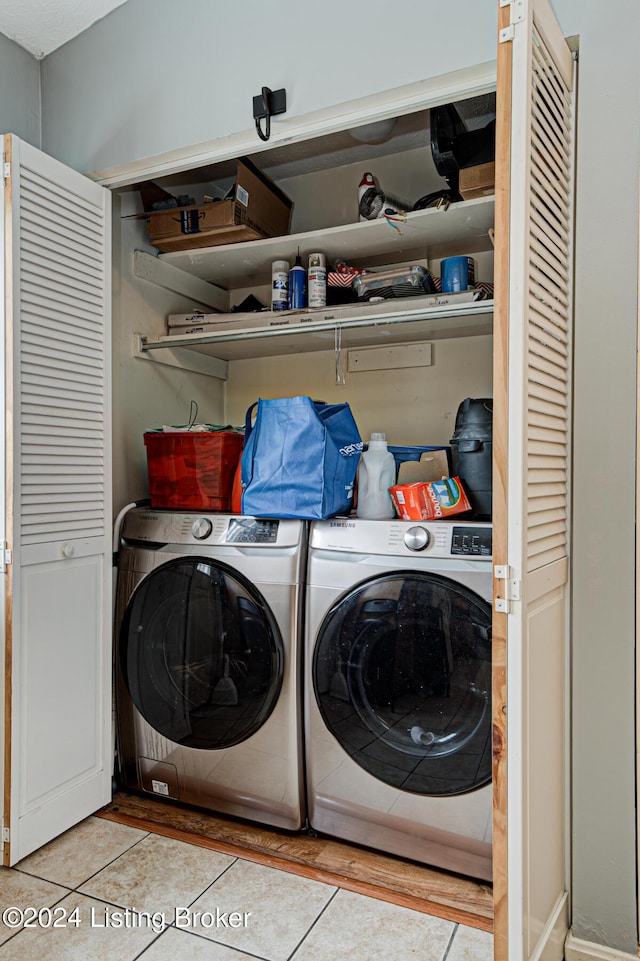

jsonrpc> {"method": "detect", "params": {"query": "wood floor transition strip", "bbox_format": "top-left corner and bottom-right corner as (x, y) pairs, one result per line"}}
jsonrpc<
(98, 792), (493, 933)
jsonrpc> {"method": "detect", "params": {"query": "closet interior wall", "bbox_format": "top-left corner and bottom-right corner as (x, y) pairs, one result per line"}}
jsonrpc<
(112, 197), (226, 510)
(113, 100), (495, 507)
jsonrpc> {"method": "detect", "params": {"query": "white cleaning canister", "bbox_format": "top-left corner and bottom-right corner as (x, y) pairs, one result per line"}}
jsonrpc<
(308, 252), (327, 307)
(356, 432), (396, 519)
(271, 260), (289, 311)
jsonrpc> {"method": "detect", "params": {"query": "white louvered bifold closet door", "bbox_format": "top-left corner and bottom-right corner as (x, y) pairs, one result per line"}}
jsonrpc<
(492, 0), (574, 958)
(20, 162), (106, 545)
(2, 135), (112, 865)
(526, 22), (572, 573)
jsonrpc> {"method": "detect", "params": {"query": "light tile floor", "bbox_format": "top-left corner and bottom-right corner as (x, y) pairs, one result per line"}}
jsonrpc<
(0, 817), (493, 961)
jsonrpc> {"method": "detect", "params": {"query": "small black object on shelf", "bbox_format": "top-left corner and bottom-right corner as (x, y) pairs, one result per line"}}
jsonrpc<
(231, 294), (266, 313)
(252, 86), (287, 142)
(427, 103), (496, 202)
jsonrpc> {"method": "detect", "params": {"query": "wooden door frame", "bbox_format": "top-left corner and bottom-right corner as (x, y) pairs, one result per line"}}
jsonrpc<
(491, 4), (512, 956)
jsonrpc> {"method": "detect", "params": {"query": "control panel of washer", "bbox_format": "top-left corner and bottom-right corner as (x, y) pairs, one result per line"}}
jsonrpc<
(121, 509), (298, 548)
(224, 518), (279, 543)
(451, 525), (492, 556)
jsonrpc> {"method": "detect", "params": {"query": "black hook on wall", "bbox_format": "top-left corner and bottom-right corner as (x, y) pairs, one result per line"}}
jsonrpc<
(253, 86), (287, 142)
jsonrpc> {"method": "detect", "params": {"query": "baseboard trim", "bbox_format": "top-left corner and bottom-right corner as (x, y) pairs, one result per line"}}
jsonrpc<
(565, 932), (639, 961)
(532, 891), (569, 961)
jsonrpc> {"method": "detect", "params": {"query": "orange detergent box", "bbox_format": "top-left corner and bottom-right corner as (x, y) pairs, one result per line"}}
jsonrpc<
(389, 477), (472, 520)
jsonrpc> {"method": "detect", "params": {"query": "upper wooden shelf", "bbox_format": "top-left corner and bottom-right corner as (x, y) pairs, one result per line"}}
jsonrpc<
(157, 197), (495, 289)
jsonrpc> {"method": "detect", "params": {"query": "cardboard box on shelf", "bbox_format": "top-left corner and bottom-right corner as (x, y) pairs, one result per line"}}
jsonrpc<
(145, 158), (293, 253)
(459, 162), (495, 200)
(396, 449), (450, 484)
(389, 476), (472, 521)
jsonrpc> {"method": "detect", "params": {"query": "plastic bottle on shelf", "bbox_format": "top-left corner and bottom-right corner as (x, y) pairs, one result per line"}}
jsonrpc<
(356, 432), (397, 519)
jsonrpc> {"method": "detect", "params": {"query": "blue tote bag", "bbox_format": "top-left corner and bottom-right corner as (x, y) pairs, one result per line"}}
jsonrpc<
(241, 396), (362, 519)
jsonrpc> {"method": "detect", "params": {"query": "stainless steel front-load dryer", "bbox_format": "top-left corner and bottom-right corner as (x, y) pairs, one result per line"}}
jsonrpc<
(115, 508), (306, 830)
(305, 518), (493, 880)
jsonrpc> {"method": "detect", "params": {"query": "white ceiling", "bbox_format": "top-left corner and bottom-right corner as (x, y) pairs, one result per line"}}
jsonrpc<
(0, 0), (129, 59)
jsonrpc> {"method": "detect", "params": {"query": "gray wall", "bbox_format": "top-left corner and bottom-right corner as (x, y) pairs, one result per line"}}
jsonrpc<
(40, 0), (496, 176)
(38, 0), (640, 952)
(564, 4), (640, 950)
(0, 32), (40, 146)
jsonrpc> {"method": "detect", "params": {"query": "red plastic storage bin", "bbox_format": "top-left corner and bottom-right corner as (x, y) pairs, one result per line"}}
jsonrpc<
(144, 431), (244, 511)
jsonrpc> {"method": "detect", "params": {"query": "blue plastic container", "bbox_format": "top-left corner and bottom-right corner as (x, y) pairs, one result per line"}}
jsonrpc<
(441, 256), (476, 292)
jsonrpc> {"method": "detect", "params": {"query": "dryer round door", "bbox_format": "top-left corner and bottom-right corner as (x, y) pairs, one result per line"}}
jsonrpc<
(312, 571), (491, 796)
(120, 557), (284, 750)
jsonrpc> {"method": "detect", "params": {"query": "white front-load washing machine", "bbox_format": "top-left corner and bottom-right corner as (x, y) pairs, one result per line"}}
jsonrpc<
(115, 508), (306, 830)
(305, 518), (492, 880)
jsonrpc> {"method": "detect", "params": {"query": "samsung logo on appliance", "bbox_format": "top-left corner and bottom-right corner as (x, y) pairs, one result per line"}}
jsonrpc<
(329, 521), (356, 528)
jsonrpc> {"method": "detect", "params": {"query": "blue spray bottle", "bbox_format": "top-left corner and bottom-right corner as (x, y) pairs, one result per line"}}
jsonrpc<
(288, 250), (307, 310)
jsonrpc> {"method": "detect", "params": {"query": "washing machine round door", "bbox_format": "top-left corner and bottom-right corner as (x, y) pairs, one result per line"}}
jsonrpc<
(312, 571), (491, 796)
(120, 557), (283, 750)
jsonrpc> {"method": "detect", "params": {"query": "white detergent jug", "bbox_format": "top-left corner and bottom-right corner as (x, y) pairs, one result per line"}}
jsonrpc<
(356, 432), (396, 519)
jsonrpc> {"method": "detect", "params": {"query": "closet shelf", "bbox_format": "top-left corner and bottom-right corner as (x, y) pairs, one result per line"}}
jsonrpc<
(135, 296), (494, 370)
(156, 197), (495, 288)
(136, 195), (495, 376)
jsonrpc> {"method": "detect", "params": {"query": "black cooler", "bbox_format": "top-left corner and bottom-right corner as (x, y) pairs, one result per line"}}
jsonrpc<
(449, 398), (493, 519)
